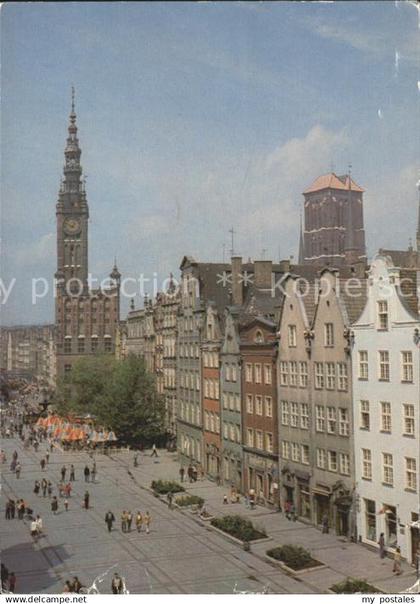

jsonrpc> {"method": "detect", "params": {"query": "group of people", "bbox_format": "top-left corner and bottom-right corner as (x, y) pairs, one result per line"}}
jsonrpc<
(104, 510), (152, 534)
(62, 576), (84, 593)
(179, 463), (204, 483)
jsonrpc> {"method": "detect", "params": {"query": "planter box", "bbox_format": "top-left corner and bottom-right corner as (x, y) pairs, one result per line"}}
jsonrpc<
(210, 524), (272, 547)
(199, 514), (215, 522)
(265, 554), (326, 576)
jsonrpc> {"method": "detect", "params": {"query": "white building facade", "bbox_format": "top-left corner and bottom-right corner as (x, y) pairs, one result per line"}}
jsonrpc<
(352, 256), (420, 563)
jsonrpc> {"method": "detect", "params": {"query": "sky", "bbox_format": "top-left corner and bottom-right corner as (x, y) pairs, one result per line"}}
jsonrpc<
(1, 1), (419, 325)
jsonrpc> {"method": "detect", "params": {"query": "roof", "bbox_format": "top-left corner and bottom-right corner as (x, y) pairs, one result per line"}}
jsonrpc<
(378, 249), (420, 270)
(303, 173), (364, 194)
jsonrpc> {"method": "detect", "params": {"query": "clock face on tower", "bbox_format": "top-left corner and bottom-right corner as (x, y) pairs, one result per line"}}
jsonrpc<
(63, 217), (81, 235)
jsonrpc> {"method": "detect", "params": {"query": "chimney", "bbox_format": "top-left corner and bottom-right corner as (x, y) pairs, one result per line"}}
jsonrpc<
(279, 259), (291, 273)
(254, 260), (272, 289)
(231, 256), (243, 306)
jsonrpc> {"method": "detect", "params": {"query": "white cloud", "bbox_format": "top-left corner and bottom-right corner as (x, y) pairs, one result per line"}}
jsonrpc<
(15, 233), (55, 267)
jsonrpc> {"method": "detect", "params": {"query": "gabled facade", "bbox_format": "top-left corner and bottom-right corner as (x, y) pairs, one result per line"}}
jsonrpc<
(352, 256), (420, 563)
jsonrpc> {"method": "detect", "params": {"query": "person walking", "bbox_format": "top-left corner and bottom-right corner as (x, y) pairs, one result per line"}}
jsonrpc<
(192, 465), (198, 482)
(40, 458), (46, 471)
(179, 467), (185, 483)
(121, 511), (127, 533)
(64, 498), (69, 512)
(135, 511), (143, 533)
(378, 533), (386, 559)
(83, 465), (90, 483)
(47, 481), (53, 498)
(71, 577), (83, 594)
(33, 480), (41, 495)
(17, 500), (25, 520)
(9, 499), (16, 520)
(8, 572), (16, 593)
(127, 510), (133, 532)
(83, 491), (90, 510)
(133, 452), (139, 467)
(393, 546), (402, 575)
(30, 518), (39, 541)
(111, 573), (123, 594)
(151, 444), (158, 458)
(60, 465), (67, 482)
(284, 500), (291, 520)
(15, 462), (21, 479)
(105, 510), (115, 532)
(91, 462), (97, 483)
(5, 500), (12, 520)
(51, 496), (58, 515)
(144, 511), (151, 534)
(45, 452), (50, 464)
(69, 465), (75, 481)
(35, 515), (43, 536)
(322, 512), (329, 534)
(187, 464), (193, 483)
(167, 491), (173, 509)
(41, 478), (48, 497)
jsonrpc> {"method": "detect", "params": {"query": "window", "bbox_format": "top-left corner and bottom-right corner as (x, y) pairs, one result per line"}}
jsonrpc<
(288, 325), (297, 347)
(405, 458), (417, 491)
(401, 351), (413, 383)
(255, 395), (263, 416)
(247, 429), (254, 447)
(380, 402), (392, 433)
(104, 338), (112, 353)
(204, 411), (210, 431)
(223, 394), (228, 410)
(359, 351), (369, 380)
(301, 444), (309, 465)
(289, 361), (298, 387)
(315, 406), (325, 432)
(324, 323), (334, 346)
(379, 351), (390, 381)
(255, 364), (262, 384)
(64, 364), (72, 373)
(229, 394), (235, 411)
(223, 423), (228, 439)
(300, 403), (309, 429)
(360, 400), (370, 430)
(235, 394), (241, 412)
(378, 300), (389, 330)
(299, 362), (308, 388)
(326, 362), (336, 390)
(290, 402), (298, 427)
(225, 363), (230, 380)
(328, 450), (337, 472)
(327, 407), (336, 433)
(77, 338), (85, 353)
(280, 361), (288, 386)
(291, 443), (300, 462)
(282, 441), (290, 459)
(365, 499), (376, 542)
(246, 394), (253, 414)
(264, 364), (272, 385)
(338, 408), (349, 436)
(281, 400), (289, 425)
(314, 363), (324, 389)
(403, 404), (415, 435)
(64, 338), (72, 354)
(256, 430), (263, 450)
(339, 453), (350, 476)
(231, 364), (237, 382)
(337, 363), (348, 391)
(382, 453), (393, 486)
(316, 448), (326, 469)
(266, 433), (273, 453)
(245, 363), (253, 383)
(265, 396), (273, 418)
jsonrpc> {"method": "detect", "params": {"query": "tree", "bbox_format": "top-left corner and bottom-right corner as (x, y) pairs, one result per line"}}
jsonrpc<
(54, 354), (166, 446)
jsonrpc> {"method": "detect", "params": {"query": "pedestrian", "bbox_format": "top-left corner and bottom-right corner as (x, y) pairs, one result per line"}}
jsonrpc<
(15, 462), (21, 478)
(5, 500), (12, 520)
(192, 465), (198, 482)
(8, 572), (16, 593)
(144, 511), (151, 534)
(33, 440), (39, 452)
(60, 465), (66, 482)
(105, 510), (115, 532)
(167, 491), (173, 509)
(179, 466), (185, 482)
(33, 480), (41, 495)
(47, 481), (53, 498)
(64, 498), (69, 512)
(17, 500), (25, 520)
(135, 511), (143, 533)
(111, 573), (123, 594)
(322, 512), (329, 534)
(1, 563), (9, 590)
(393, 546), (402, 575)
(40, 458), (46, 471)
(12, 450), (18, 461)
(36, 515), (43, 535)
(284, 500), (291, 520)
(378, 533), (386, 559)
(126, 510), (133, 532)
(65, 483), (72, 498)
(91, 462), (97, 483)
(45, 452), (50, 464)
(223, 495), (228, 505)
(69, 465), (75, 481)
(10, 499), (16, 519)
(290, 503), (297, 522)
(133, 453), (139, 467)
(83, 491), (90, 510)
(51, 496), (58, 515)
(83, 465), (90, 483)
(30, 518), (39, 541)
(187, 464), (193, 483)
(151, 444), (158, 458)
(249, 489), (255, 509)
(63, 580), (72, 593)
(72, 577), (83, 594)
(121, 511), (127, 533)
(41, 478), (48, 497)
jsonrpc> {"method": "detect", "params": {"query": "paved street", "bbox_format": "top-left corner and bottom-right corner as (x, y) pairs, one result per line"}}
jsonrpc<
(1, 437), (417, 594)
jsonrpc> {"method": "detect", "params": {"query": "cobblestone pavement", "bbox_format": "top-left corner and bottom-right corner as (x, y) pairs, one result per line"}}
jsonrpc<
(1, 440), (417, 594)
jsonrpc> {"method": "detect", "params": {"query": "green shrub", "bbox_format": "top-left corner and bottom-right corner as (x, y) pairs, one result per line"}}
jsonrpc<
(211, 515), (267, 542)
(175, 494), (204, 507)
(331, 578), (380, 594)
(151, 480), (185, 495)
(266, 545), (317, 571)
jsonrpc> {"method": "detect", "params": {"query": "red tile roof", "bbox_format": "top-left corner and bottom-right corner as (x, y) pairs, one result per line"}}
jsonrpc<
(303, 173), (364, 194)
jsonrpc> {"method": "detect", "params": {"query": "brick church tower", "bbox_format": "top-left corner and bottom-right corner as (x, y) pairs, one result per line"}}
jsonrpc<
(301, 172), (367, 267)
(55, 90), (121, 378)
